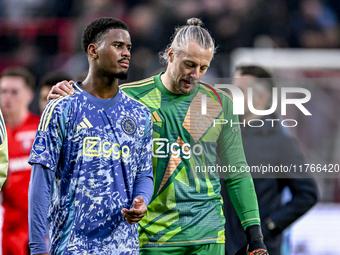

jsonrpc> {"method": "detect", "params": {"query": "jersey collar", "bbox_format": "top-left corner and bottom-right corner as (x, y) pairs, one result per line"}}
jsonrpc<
(74, 82), (122, 109)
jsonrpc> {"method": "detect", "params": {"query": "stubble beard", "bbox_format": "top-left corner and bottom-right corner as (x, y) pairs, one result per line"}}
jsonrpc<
(112, 71), (128, 80)
(100, 67), (129, 82)
(170, 66), (195, 95)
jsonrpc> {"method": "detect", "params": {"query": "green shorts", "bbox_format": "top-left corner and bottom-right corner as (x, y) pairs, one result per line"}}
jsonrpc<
(140, 243), (224, 255)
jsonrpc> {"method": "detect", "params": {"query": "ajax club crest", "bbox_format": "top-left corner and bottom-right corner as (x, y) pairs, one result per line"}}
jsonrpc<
(121, 117), (136, 135)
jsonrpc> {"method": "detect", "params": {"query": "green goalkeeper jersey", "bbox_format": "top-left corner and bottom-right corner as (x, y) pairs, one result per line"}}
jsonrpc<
(120, 72), (260, 247)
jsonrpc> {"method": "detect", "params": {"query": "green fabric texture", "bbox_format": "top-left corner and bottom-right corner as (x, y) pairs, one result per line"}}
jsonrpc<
(121, 73), (260, 247)
(140, 243), (225, 255)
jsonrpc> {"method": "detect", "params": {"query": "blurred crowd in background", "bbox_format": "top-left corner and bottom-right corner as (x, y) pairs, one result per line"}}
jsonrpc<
(0, 0), (340, 204)
(1, 0), (340, 90)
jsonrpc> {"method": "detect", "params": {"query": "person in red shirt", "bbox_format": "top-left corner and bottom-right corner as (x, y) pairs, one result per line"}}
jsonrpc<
(0, 67), (40, 255)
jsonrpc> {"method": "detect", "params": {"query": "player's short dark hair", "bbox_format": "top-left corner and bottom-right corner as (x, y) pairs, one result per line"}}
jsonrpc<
(0, 66), (36, 90)
(236, 65), (275, 91)
(82, 17), (129, 54)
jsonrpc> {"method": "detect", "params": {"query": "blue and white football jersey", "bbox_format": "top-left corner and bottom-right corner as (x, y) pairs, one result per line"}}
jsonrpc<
(29, 82), (153, 255)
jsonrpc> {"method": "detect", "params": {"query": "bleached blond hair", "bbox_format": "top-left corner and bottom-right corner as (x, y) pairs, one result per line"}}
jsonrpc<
(160, 17), (215, 64)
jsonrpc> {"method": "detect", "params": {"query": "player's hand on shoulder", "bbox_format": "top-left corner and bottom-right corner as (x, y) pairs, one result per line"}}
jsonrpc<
(121, 196), (147, 225)
(47, 80), (75, 100)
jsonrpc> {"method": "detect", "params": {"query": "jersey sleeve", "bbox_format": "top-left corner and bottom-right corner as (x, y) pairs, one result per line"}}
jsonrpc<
(216, 96), (261, 229)
(137, 108), (153, 173)
(28, 164), (54, 254)
(133, 109), (154, 206)
(28, 97), (69, 172)
(0, 108), (8, 190)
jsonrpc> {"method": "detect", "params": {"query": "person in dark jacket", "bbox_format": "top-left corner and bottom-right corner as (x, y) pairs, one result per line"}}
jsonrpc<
(222, 65), (318, 255)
